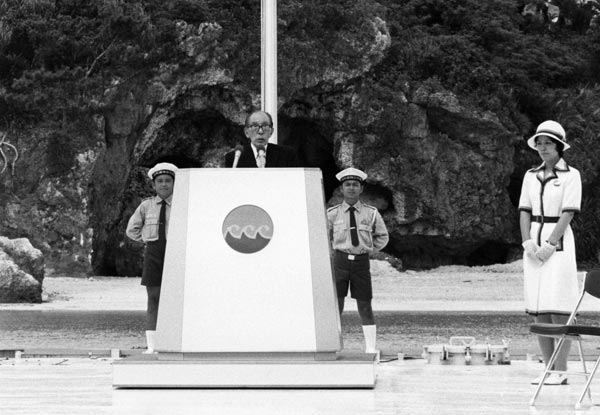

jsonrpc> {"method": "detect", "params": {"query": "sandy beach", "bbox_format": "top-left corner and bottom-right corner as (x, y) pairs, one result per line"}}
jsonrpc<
(1, 260), (532, 312)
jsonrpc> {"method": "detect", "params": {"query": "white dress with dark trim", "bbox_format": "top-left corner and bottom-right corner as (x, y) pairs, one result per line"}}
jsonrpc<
(518, 158), (582, 315)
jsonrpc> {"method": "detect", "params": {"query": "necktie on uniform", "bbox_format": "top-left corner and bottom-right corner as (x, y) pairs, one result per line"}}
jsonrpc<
(348, 206), (359, 247)
(257, 148), (266, 168)
(158, 200), (167, 241)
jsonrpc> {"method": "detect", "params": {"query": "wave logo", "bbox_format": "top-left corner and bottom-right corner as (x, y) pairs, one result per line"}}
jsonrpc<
(222, 205), (274, 254)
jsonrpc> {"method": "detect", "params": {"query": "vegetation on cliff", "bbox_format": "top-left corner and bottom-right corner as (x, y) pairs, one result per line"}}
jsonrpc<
(3, 0), (597, 124)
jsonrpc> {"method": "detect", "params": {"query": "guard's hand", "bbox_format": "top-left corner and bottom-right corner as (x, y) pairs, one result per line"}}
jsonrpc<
(535, 241), (556, 263)
(522, 239), (540, 261)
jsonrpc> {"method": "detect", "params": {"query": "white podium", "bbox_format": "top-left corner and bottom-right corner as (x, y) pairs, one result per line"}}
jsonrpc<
(113, 168), (376, 388)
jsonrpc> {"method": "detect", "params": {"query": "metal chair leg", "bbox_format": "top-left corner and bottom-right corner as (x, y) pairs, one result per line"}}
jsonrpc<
(530, 337), (565, 406)
(576, 354), (600, 409)
(576, 340), (592, 400)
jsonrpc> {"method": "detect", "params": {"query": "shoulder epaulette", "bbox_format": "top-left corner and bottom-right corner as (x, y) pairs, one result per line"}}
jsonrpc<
(327, 204), (342, 212)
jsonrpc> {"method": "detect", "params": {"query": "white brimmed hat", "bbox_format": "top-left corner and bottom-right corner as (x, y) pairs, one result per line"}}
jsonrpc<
(527, 120), (570, 151)
(336, 167), (367, 183)
(148, 162), (178, 180)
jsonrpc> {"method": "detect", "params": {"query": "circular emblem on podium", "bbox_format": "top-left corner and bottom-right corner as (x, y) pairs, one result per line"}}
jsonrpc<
(222, 205), (274, 254)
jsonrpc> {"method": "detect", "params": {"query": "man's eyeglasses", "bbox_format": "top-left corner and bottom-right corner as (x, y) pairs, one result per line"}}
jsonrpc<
(246, 124), (273, 133)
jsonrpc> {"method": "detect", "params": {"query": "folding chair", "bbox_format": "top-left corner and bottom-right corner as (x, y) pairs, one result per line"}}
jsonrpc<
(529, 269), (600, 409)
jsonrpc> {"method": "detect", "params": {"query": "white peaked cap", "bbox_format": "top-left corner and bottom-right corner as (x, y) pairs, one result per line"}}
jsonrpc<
(148, 162), (178, 180)
(335, 167), (367, 183)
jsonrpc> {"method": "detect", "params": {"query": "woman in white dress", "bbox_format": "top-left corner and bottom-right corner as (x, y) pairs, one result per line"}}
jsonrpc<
(519, 120), (582, 386)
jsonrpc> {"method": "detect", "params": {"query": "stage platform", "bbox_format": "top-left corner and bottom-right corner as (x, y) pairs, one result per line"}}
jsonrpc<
(112, 352), (376, 388)
(3, 356), (600, 414)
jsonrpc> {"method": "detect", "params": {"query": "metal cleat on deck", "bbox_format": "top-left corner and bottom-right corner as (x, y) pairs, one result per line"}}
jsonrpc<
(422, 336), (511, 365)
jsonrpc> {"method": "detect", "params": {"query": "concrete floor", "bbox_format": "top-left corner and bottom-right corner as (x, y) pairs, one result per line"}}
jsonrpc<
(2, 357), (600, 415)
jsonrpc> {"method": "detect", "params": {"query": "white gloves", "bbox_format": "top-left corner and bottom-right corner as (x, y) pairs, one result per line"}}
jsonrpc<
(522, 239), (540, 261)
(535, 241), (556, 263)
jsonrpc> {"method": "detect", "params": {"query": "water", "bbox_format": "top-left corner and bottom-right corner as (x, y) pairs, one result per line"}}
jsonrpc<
(0, 310), (146, 350)
(2, 310), (599, 357)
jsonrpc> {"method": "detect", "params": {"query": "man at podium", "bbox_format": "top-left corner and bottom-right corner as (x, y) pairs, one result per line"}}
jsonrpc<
(327, 167), (389, 355)
(225, 111), (299, 168)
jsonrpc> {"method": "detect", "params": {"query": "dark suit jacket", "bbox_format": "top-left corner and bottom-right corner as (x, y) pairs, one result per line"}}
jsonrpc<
(225, 143), (299, 168)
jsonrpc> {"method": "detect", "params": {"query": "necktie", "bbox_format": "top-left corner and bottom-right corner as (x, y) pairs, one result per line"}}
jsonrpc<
(257, 149), (266, 168)
(158, 200), (166, 241)
(348, 206), (359, 246)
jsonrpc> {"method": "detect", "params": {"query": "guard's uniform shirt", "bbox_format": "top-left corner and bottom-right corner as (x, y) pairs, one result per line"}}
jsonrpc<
(327, 200), (389, 255)
(126, 195), (172, 287)
(126, 195), (172, 243)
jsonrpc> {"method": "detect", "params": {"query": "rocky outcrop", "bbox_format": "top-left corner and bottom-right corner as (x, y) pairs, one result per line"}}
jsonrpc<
(0, 237), (44, 302)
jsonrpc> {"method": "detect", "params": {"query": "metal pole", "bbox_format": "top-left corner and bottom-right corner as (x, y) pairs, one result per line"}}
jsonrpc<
(261, 0), (277, 144)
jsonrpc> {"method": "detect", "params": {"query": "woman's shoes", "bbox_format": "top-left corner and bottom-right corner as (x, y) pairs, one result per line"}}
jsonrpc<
(545, 373), (568, 385)
(530, 374), (545, 385)
(531, 373), (568, 385)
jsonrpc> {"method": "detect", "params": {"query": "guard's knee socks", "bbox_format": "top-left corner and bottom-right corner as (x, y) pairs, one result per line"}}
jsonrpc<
(144, 330), (156, 354)
(362, 325), (377, 353)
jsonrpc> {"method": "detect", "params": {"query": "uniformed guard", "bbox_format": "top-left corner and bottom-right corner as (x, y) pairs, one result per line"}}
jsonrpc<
(327, 167), (389, 357)
(126, 162), (178, 353)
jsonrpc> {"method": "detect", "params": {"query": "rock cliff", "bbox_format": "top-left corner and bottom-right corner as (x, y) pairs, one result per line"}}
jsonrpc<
(0, 1), (598, 275)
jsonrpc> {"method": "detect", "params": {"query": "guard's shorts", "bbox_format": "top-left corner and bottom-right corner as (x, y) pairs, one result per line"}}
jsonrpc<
(334, 250), (372, 300)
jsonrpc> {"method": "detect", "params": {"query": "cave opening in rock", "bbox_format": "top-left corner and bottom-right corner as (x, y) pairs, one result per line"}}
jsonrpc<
(139, 109), (245, 168)
(466, 240), (512, 266)
(279, 115), (338, 200)
(362, 183), (393, 213)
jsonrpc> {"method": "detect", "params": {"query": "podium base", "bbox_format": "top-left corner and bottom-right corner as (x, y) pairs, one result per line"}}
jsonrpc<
(112, 352), (376, 389)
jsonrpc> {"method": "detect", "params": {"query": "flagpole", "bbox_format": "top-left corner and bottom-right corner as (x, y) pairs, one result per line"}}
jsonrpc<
(261, 0), (278, 144)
